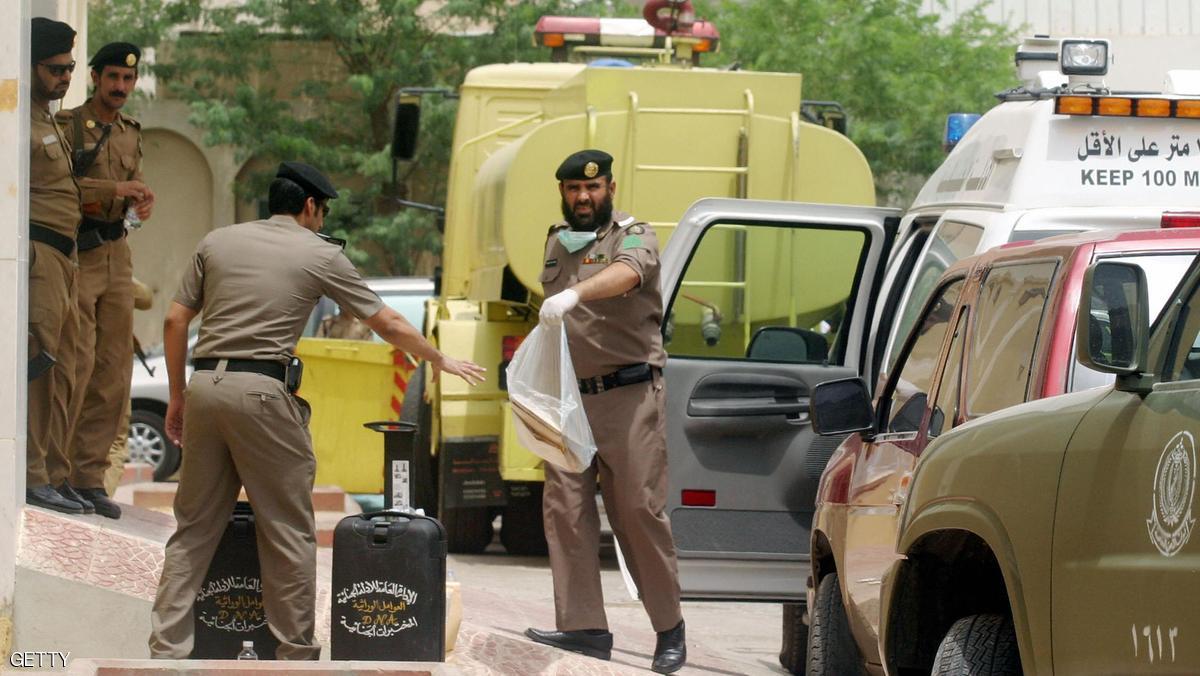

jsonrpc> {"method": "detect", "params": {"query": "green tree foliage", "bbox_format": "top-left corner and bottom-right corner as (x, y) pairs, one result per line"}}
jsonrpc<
(90, 0), (626, 275)
(701, 0), (1017, 202)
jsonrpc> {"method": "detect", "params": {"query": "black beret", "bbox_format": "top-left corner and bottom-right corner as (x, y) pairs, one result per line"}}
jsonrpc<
(555, 149), (613, 181)
(89, 42), (141, 70)
(31, 18), (75, 64)
(276, 161), (338, 200)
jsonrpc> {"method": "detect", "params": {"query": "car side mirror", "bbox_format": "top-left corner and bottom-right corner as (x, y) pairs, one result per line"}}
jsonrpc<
(1077, 261), (1151, 390)
(810, 377), (875, 436)
(392, 97), (421, 162)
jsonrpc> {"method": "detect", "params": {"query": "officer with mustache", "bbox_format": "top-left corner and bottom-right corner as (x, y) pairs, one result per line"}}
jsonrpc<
(55, 42), (154, 519)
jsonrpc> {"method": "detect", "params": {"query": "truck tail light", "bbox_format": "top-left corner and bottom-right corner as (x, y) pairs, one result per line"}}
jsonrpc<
(1161, 212), (1200, 228)
(502, 335), (525, 362)
(681, 489), (715, 507)
(542, 33), (565, 47)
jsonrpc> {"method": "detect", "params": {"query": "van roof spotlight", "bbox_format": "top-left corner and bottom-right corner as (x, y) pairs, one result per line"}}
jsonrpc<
(1061, 39), (1109, 76)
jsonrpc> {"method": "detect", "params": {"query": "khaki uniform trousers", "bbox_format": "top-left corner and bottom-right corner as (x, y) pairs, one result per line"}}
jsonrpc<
(543, 369), (683, 633)
(103, 401), (132, 496)
(66, 237), (134, 488)
(28, 242), (78, 487)
(149, 367), (320, 660)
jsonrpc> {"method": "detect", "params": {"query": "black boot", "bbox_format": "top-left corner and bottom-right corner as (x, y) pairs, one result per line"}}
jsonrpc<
(75, 487), (121, 519)
(56, 483), (95, 514)
(651, 620), (686, 674)
(524, 627), (613, 660)
(26, 484), (84, 515)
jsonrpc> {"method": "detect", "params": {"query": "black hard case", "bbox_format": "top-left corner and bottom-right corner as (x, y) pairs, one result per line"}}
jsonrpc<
(191, 501), (280, 659)
(331, 510), (447, 661)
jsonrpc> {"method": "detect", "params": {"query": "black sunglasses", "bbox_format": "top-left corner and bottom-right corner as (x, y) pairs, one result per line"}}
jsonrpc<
(38, 61), (76, 77)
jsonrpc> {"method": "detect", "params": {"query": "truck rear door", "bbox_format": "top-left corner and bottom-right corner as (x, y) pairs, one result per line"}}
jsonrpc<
(659, 198), (898, 600)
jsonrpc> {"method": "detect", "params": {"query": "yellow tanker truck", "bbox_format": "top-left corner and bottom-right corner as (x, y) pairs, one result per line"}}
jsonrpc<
(392, 15), (877, 553)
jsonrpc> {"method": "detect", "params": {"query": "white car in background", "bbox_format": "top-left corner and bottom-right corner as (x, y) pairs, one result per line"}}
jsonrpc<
(128, 276), (434, 480)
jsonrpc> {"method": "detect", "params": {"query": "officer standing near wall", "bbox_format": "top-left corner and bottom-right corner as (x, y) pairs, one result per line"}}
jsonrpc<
(149, 162), (485, 659)
(56, 41), (155, 519)
(26, 18), (86, 514)
(525, 150), (686, 674)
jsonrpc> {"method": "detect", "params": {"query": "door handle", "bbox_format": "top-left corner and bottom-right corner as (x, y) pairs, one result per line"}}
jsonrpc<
(687, 397), (809, 417)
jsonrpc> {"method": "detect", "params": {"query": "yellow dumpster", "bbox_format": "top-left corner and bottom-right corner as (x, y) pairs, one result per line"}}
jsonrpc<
(296, 337), (418, 493)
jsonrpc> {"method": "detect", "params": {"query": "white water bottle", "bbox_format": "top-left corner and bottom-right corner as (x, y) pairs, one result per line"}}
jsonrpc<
(236, 640), (258, 660)
(124, 205), (142, 230)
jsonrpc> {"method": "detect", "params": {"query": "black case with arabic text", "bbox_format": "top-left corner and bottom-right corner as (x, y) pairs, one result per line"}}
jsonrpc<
(331, 510), (447, 661)
(191, 501), (280, 659)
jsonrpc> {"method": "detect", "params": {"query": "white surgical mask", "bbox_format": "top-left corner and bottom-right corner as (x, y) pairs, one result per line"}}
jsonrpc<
(558, 230), (597, 253)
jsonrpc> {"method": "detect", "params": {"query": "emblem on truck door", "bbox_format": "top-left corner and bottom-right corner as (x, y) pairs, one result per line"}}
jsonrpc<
(1148, 431), (1197, 557)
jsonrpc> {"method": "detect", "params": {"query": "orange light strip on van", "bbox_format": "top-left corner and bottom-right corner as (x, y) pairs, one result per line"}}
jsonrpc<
(1056, 95), (1200, 118)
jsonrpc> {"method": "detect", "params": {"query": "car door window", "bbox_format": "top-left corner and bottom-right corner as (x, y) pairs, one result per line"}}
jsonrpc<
(1070, 253), (1197, 391)
(885, 279), (964, 433)
(885, 220), (983, 374)
(666, 223), (868, 365)
(965, 260), (1057, 418)
(1163, 272), (1200, 383)
(929, 310), (967, 438)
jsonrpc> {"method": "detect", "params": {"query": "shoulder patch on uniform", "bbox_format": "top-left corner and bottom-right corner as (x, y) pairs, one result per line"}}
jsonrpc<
(123, 113), (141, 128)
(625, 224), (645, 235)
(621, 234), (644, 250)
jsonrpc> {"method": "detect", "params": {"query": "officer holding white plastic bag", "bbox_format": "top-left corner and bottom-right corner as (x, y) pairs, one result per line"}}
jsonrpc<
(523, 150), (685, 674)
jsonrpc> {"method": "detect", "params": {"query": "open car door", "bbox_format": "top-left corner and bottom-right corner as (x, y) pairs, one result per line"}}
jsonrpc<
(658, 198), (898, 600)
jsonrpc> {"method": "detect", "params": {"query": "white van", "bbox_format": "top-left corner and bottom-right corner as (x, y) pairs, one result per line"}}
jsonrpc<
(867, 36), (1200, 387)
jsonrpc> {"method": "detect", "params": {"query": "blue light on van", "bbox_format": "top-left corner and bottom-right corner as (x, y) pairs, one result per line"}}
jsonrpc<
(588, 58), (635, 68)
(943, 113), (981, 152)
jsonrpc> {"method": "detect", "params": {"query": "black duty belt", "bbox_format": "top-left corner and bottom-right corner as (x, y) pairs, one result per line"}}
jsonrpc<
(77, 217), (125, 252)
(193, 358), (286, 383)
(578, 363), (656, 395)
(29, 222), (75, 258)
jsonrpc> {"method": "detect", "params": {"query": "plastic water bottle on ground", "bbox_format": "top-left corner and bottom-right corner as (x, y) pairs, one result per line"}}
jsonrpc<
(236, 640), (258, 660)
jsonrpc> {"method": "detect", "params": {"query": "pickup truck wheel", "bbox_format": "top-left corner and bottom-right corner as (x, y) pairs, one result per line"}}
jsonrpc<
(442, 507), (494, 553)
(499, 483), (548, 556)
(129, 409), (181, 482)
(778, 602), (808, 674)
(806, 573), (863, 676)
(932, 613), (1020, 676)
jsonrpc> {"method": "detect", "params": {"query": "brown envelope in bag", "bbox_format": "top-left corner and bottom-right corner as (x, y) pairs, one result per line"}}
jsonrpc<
(510, 399), (587, 473)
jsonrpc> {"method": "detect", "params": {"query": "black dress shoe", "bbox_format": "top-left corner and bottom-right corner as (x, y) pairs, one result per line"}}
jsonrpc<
(525, 627), (613, 660)
(26, 484), (84, 515)
(651, 620), (686, 674)
(56, 483), (95, 514)
(75, 487), (121, 519)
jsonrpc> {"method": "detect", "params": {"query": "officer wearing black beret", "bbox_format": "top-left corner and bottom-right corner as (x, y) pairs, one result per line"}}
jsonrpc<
(526, 149), (687, 673)
(150, 161), (484, 659)
(55, 39), (156, 519)
(26, 17), (87, 514)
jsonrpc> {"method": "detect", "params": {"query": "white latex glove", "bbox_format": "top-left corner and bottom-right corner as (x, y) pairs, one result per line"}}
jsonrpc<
(540, 288), (580, 325)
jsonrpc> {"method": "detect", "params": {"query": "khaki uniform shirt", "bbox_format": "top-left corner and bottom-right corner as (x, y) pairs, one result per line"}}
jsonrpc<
(29, 106), (82, 238)
(56, 101), (143, 221)
(175, 215), (385, 362)
(540, 211), (666, 379)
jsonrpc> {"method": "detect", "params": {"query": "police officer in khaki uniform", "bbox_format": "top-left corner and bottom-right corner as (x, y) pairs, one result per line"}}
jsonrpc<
(525, 150), (686, 674)
(56, 42), (155, 519)
(27, 18), (88, 515)
(149, 162), (484, 659)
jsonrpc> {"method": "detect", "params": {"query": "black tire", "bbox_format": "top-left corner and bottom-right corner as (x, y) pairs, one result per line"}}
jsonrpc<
(499, 482), (548, 556)
(806, 573), (863, 676)
(778, 602), (809, 674)
(128, 408), (181, 482)
(932, 614), (1021, 676)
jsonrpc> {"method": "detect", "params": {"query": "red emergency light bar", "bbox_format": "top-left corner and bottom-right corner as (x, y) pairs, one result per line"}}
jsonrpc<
(1161, 212), (1200, 228)
(534, 16), (719, 53)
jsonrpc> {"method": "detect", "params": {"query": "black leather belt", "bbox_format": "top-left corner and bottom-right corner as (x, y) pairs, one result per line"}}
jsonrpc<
(193, 358), (286, 383)
(77, 217), (125, 252)
(30, 222), (75, 258)
(578, 363), (655, 395)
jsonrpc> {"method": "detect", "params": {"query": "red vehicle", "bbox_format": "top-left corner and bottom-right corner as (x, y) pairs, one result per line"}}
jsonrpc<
(804, 225), (1200, 675)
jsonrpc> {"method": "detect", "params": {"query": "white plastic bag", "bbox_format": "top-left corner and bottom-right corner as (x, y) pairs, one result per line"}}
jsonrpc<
(506, 323), (597, 472)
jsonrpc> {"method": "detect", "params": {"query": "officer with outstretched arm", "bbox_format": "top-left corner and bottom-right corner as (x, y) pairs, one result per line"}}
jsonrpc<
(149, 162), (485, 659)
